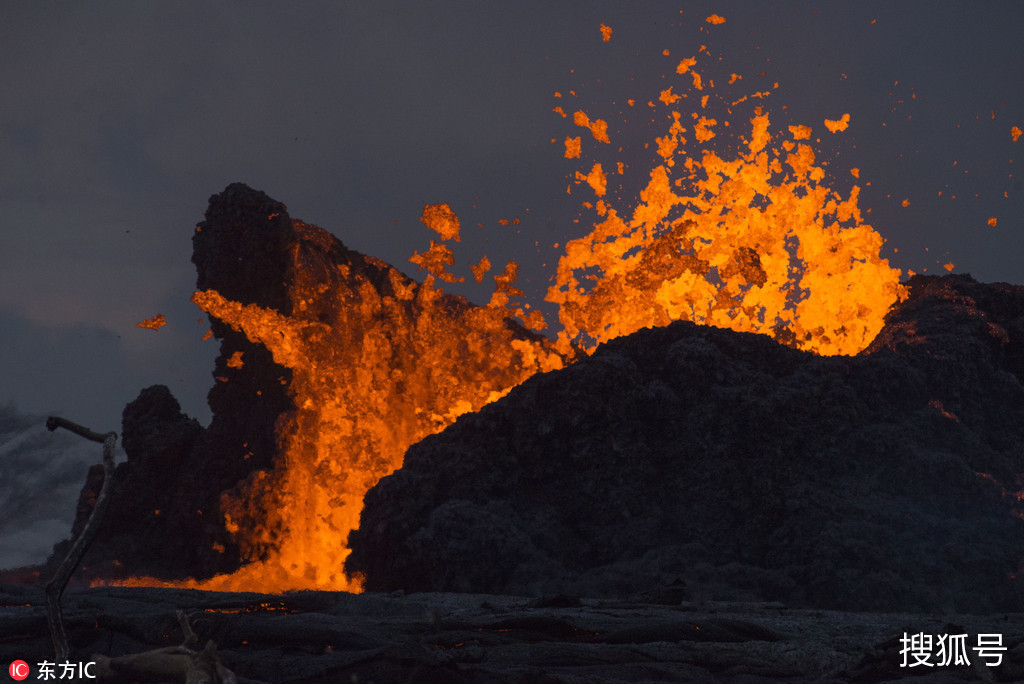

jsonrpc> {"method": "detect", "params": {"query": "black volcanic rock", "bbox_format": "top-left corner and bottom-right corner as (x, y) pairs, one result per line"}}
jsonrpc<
(54, 184), (303, 581)
(6, 585), (1024, 683)
(53, 386), (234, 580)
(191, 183), (297, 523)
(192, 182), (296, 313)
(50, 185), (301, 580)
(347, 274), (1024, 612)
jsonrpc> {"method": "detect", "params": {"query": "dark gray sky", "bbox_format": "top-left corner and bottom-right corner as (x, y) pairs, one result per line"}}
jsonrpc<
(2, 1), (1022, 430)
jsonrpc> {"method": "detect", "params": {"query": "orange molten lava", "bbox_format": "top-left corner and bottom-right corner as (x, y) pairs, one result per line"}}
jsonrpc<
(135, 314), (166, 331)
(115, 215), (567, 593)
(548, 59), (905, 356)
(119, 25), (907, 593)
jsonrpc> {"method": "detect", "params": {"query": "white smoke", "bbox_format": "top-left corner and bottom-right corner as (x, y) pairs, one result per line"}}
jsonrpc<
(0, 405), (111, 570)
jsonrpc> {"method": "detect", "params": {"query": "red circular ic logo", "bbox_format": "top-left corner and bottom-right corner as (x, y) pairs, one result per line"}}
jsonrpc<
(9, 660), (30, 681)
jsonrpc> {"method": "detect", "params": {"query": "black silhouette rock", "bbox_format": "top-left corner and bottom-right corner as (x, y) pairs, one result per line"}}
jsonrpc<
(347, 273), (1024, 612)
(50, 385), (231, 580)
(49, 184), (302, 581)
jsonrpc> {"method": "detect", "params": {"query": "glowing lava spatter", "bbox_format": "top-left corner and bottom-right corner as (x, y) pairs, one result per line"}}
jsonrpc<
(548, 53), (906, 356)
(196, 225), (566, 591)
(114, 216), (568, 593)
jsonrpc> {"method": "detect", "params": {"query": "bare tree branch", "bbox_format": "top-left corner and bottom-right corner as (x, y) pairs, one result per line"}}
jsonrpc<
(92, 612), (241, 683)
(177, 609), (199, 648)
(45, 415), (111, 444)
(44, 416), (118, 662)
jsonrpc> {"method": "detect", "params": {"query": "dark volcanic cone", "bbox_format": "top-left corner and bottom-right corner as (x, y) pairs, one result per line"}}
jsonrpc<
(347, 274), (1024, 612)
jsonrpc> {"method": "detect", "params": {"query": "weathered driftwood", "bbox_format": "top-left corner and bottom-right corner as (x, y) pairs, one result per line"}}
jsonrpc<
(92, 610), (237, 683)
(44, 416), (119, 663)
